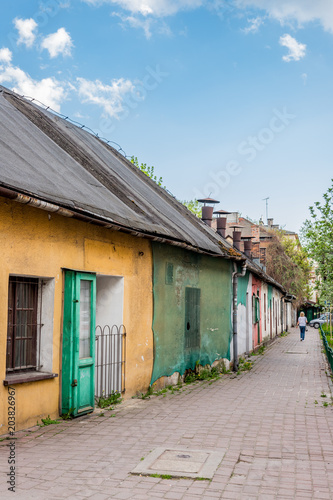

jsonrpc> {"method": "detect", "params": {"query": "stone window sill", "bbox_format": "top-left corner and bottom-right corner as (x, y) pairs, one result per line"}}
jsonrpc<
(3, 372), (58, 386)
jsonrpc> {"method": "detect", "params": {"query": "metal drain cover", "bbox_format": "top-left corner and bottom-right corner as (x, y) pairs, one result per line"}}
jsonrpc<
(131, 447), (225, 479)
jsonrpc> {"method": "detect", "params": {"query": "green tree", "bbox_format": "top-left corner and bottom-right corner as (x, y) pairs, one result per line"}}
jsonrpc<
(182, 199), (202, 217)
(301, 180), (333, 305)
(266, 231), (312, 306)
(130, 156), (164, 187)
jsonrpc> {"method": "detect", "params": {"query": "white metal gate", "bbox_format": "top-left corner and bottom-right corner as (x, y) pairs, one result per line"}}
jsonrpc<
(95, 324), (126, 397)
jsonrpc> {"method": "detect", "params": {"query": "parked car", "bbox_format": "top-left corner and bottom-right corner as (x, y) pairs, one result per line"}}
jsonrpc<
(309, 313), (331, 329)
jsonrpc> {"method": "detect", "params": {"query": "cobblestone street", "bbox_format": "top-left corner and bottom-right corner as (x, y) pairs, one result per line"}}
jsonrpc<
(1, 327), (333, 500)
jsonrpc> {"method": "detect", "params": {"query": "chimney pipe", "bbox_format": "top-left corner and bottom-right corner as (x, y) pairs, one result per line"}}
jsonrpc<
(213, 209), (231, 239)
(233, 230), (242, 251)
(216, 217), (227, 238)
(198, 197), (220, 228)
(201, 206), (214, 227)
(243, 239), (253, 258)
(230, 223), (243, 251)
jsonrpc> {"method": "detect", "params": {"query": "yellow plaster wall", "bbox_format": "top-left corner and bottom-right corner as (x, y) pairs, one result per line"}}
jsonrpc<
(0, 197), (153, 435)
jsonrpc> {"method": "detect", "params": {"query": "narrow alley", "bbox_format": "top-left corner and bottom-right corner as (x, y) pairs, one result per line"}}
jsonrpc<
(1, 327), (333, 500)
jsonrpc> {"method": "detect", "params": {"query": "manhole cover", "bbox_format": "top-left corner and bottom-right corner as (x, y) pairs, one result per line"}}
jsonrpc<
(131, 447), (225, 479)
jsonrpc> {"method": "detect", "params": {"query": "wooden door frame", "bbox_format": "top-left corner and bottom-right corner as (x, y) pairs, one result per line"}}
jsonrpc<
(61, 270), (96, 417)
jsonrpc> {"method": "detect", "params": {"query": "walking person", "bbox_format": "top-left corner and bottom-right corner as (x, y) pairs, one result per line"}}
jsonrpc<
(297, 312), (307, 341)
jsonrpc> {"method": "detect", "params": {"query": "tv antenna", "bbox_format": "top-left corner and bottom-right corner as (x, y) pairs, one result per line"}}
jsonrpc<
(262, 197), (269, 224)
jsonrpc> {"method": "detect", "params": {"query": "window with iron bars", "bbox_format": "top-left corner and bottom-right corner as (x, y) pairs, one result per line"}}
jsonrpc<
(6, 277), (42, 373)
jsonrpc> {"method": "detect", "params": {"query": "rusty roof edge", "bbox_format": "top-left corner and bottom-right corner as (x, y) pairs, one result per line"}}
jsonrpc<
(0, 184), (239, 260)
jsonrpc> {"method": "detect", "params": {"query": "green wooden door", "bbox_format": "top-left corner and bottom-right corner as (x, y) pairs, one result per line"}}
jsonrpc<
(256, 296), (260, 344)
(253, 293), (260, 344)
(185, 287), (201, 350)
(62, 271), (96, 417)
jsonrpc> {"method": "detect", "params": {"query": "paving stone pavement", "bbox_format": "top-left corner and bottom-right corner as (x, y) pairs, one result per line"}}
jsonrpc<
(1, 327), (333, 500)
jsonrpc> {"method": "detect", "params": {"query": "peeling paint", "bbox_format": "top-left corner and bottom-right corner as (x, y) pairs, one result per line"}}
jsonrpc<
(151, 243), (233, 384)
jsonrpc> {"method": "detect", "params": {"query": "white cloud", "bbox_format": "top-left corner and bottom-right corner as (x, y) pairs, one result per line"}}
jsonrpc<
(77, 77), (135, 117)
(235, 0), (333, 33)
(41, 28), (73, 58)
(279, 34), (306, 62)
(301, 73), (308, 85)
(85, 0), (201, 37)
(113, 12), (153, 38)
(242, 16), (264, 34)
(83, 0), (203, 17)
(14, 18), (38, 48)
(0, 58), (66, 111)
(82, 0), (333, 33)
(0, 48), (12, 63)
(81, 0), (333, 39)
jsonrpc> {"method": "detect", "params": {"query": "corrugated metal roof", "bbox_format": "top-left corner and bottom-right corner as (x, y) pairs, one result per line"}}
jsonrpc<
(0, 86), (240, 258)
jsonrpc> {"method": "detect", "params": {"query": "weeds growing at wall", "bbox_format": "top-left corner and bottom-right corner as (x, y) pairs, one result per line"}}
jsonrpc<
(184, 363), (223, 384)
(251, 345), (265, 356)
(237, 358), (253, 373)
(139, 384), (184, 399)
(61, 408), (75, 420)
(97, 391), (122, 408)
(39, 415), (60, 426)
(138, 362), (231, 399)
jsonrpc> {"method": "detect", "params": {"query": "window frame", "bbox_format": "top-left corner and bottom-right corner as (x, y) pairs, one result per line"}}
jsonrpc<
(4, 274), (58, 386)
(6, 276), (40, 373)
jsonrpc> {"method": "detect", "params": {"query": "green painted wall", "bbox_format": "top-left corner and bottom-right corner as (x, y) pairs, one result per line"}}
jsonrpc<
(151, 243), (233, 383)
(237, 271), (250, 306)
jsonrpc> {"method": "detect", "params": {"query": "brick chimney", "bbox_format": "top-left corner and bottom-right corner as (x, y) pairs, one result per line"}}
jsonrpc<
(251, 225), (260, 243)
(251, 224), (260, 260)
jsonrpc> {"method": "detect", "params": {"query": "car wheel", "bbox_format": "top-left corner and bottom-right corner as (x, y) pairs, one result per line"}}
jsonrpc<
(313, 322), (320, 329)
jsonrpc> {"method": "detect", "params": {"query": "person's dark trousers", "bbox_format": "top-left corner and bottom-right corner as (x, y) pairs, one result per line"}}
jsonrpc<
(300, 326), (306, 340)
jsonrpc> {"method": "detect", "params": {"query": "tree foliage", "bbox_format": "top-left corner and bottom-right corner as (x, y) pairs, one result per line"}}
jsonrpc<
(131, 156), (164, 187)
(182, 199), (202, 217)
(301, 180), (333, 305)
(266, 231), (312, 307)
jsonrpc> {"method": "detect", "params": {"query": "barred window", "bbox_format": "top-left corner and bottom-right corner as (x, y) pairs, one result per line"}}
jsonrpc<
(6, 277), (41, 372)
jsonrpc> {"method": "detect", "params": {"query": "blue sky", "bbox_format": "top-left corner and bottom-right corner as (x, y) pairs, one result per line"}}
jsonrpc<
(0, 1), (332, 232)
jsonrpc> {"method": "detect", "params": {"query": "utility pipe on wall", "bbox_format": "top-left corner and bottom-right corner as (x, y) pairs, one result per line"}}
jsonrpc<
(232, 261), (247, 372)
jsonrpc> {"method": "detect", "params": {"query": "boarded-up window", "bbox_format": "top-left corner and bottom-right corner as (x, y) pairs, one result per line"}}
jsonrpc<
(165, 262), (174, 285)
(185, 287), (200, 349)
